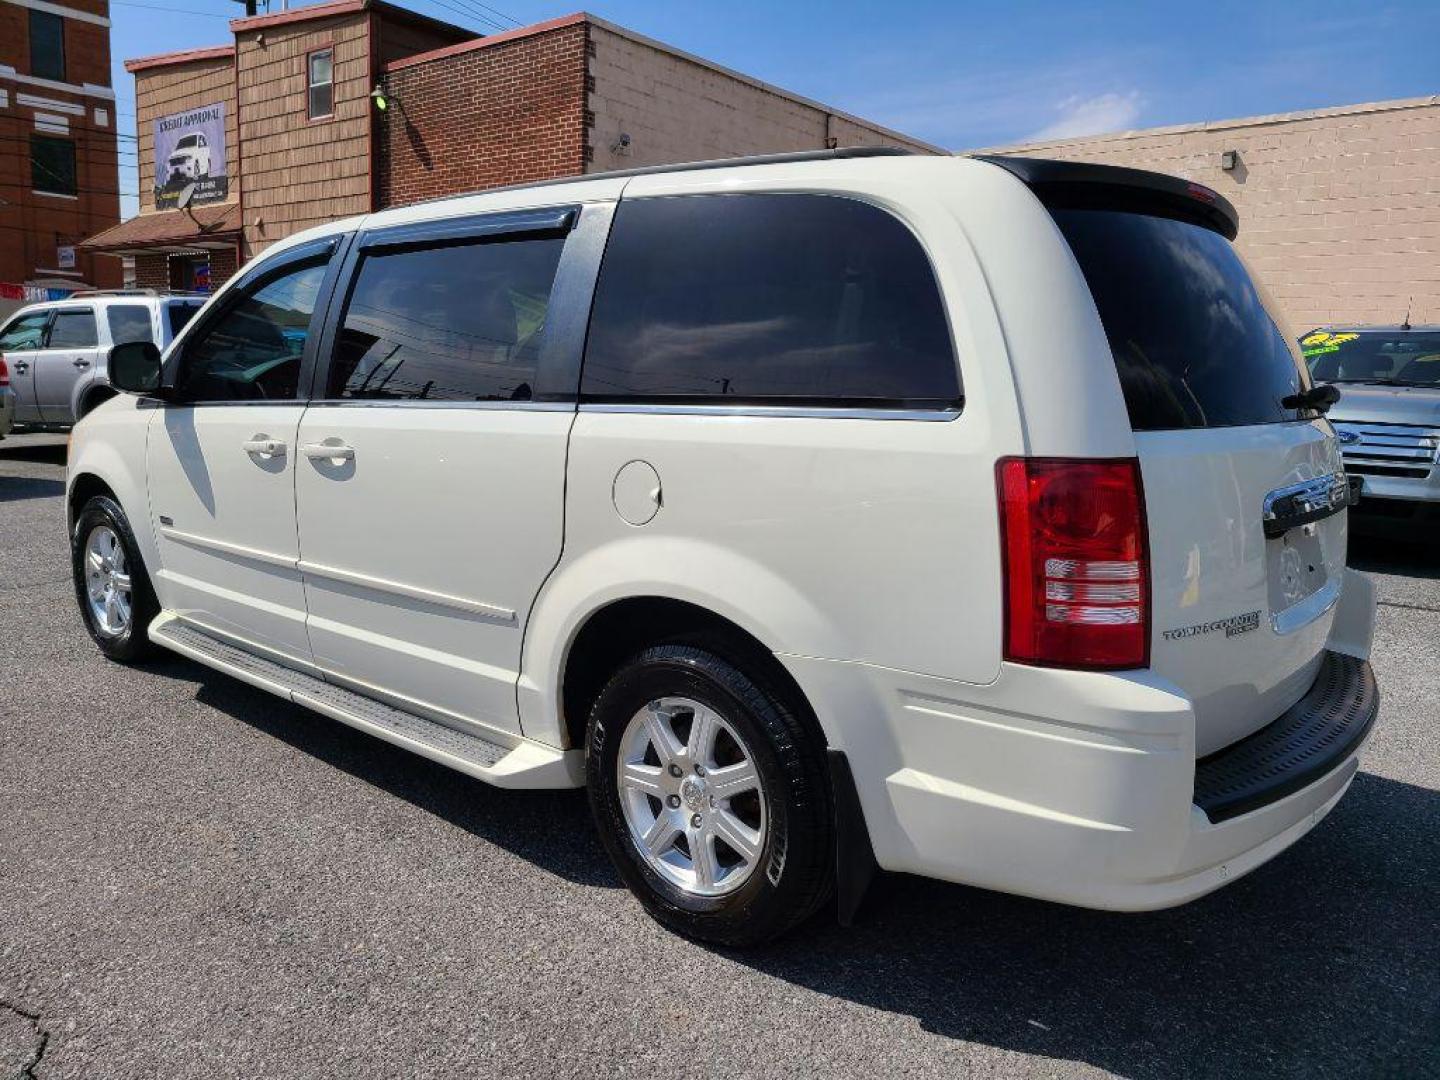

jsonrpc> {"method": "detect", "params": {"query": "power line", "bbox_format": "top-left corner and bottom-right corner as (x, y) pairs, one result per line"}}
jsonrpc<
(110, 0), (231, 17)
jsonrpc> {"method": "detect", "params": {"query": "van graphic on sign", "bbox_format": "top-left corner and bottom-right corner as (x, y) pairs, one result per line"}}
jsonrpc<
(167, 134), (212, 181)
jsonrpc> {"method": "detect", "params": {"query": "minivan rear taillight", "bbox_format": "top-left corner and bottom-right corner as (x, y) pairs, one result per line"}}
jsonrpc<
(997, 457), (1150, 670)
(0, 358), (9, 387)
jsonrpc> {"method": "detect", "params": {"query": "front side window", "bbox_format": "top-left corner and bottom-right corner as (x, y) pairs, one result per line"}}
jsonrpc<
(0, 311), (51, 352)
(328, 237), (565, 402)
(176, 260), (328, 402)
(48, 309), (98, 348)
(29, 10), (65, 82)
(307, 48), (334, 119)
(107, 305), (155, 346)
(31, 136), (76, 196)
(582, 194), (960, 407)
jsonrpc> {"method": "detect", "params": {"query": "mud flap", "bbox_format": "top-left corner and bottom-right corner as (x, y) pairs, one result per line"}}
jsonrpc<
(828, 748), (878, 927)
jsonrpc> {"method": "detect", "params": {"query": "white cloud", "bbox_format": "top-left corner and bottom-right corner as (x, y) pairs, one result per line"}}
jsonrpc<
(1026, 91), (1144, 141)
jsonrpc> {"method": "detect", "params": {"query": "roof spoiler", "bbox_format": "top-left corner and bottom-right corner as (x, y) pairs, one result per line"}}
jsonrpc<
(974, 155), (1240, 241)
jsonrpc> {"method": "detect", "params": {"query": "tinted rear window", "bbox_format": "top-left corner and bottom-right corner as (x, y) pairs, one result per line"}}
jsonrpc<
(169, 303), (202, 337)
(582, 194), (959, 407)
(107, 305), (154, 345)
(1052, 208), (1309, 430)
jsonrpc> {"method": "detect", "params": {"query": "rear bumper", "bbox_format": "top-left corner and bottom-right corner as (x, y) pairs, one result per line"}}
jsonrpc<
(781, 569), (1379, 911)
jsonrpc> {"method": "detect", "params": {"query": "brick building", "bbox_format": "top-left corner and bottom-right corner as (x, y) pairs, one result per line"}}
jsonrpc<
(0, 0), (122, 315)
(981, 96), (1440, 332)
(82, 3), (937, 289)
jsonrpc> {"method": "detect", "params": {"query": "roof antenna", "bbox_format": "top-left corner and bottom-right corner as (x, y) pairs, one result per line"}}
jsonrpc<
(1401, 296), (1412, 332)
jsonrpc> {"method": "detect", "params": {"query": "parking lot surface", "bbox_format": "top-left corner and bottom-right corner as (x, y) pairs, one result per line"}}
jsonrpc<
(2, 433), (1437, 1079)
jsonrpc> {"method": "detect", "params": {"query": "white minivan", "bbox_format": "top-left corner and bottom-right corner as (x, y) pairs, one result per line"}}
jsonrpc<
(68, 149), (1378, 945)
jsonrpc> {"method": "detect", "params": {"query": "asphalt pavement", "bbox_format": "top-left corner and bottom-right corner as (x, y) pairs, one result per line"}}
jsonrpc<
(2, 432), (1437, 1079)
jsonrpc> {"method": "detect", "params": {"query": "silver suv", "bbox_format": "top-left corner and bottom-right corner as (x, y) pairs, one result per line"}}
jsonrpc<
(0, 291), (206, 431)
(1303, 325), (1440, 530)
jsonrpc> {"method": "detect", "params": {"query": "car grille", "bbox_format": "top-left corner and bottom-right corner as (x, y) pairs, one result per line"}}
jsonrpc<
(1333, 421), (1439, 480)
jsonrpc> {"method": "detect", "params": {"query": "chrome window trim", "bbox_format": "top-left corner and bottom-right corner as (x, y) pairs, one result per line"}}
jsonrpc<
(303, 399), (575, 412)
(578, 402), (962, 422)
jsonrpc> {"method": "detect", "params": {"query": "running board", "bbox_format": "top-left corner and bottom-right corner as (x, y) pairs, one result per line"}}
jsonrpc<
(149, 613), (582, 789)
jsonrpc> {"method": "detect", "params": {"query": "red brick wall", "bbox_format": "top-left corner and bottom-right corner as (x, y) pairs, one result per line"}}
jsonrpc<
(133, 247), (239, 292)
(0, 0), (120, 289)
(376, 22), (589, 208)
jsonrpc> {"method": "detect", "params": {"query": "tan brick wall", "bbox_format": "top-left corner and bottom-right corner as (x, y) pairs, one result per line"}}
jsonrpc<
(585, 21), (936, 173)
(377, 21), (589, 208)
(133, 57), (238, 214)
(984, 96), (1440, 331)
(236, 13), (372, 256)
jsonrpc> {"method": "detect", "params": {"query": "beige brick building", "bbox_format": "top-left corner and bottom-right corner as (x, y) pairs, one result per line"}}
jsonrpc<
(983, 96), (1440, 333)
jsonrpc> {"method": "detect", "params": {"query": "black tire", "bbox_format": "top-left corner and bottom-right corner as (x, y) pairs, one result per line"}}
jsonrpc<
(70, 494), (161, 663)
(586, 644), (834, 947)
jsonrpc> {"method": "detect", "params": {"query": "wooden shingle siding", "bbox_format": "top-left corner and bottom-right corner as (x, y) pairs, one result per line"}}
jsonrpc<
(235, 13), (372, 255)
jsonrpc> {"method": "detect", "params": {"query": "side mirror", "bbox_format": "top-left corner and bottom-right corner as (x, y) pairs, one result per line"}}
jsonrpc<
(109, 341), (163, 395)
(1281, 383), (1341, 414)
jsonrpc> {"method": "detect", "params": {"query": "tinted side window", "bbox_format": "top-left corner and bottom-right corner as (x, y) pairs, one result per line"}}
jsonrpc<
(582, 194), (960, 406)
(48, 309), (98, 348)
(107, 305), (154, 346)
(176, 260), (328, 402)
(168, 302), (203, 337)
(0, 312), (50, 351)
(328, 237), (565, 402)
(1052, 208), (1308, 430)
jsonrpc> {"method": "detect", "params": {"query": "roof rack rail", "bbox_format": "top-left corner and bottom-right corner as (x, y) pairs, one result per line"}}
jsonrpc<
(412, 146), (919, 209)
(68, 288), (209, 298)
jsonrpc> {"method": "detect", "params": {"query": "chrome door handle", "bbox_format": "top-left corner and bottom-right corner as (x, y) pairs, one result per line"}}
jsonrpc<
(72, 358), (91, 368)
(13, 362), (27, 374)
(302, 442), (355, 461)
(242, 437), (287, 457)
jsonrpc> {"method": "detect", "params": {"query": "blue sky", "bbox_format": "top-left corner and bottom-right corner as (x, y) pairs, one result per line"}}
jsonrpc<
(109, 0), (1440, 217)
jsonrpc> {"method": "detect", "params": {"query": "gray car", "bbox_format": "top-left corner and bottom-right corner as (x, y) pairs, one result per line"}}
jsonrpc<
(0, 291), (207, 431)
(1303, 324), (1440, 529)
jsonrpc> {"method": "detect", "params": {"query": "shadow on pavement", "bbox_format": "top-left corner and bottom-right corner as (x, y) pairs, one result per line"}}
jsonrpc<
(0, 441), (67, 465)
(0, 475), (64, 502)
(145, 656), (1437, 1078)
(739, 771), (1439, 1078)
(1349, 534), (1440, 579)
(141, 653), (617, 889)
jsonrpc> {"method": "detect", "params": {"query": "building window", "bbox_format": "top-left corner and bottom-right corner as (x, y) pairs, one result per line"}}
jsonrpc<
(29, 10), (65, 82)
(307, 48), (334, 119)
(31, 135), (77, 196)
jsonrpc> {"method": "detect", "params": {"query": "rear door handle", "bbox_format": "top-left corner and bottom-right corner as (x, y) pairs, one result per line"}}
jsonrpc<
(72, 358), (91, 368)
(302, 442), (355, 461)
(242, 437), (287, 458)
(13, 362), (28, 374)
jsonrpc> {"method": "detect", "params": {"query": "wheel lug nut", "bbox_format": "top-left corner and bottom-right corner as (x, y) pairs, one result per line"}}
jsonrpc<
(668, 764), (683, 778)
(690, 813), (702, 828)
(666, 795), (680, 808)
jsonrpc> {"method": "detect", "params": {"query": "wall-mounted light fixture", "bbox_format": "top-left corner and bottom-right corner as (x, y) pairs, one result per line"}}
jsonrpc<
(370, 84), (391, 112)
(1220, 149), (1240, 171)
(611, 132), (631, 155)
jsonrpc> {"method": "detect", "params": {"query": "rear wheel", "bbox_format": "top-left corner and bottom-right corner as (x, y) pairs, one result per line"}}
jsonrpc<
(71, 495), (160, 662)
(586, 644), (833, 946)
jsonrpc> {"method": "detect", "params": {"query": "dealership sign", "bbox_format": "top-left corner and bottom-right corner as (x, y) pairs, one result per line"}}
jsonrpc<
(153, 103), (228, 210)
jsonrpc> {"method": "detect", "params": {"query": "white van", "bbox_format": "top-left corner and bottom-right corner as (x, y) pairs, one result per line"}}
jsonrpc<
(68, 149), (1378, 945)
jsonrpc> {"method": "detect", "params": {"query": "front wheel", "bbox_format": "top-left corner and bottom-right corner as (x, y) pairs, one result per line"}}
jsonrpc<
(71, 495), (160, 662)
(586, 645), (834, 946)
